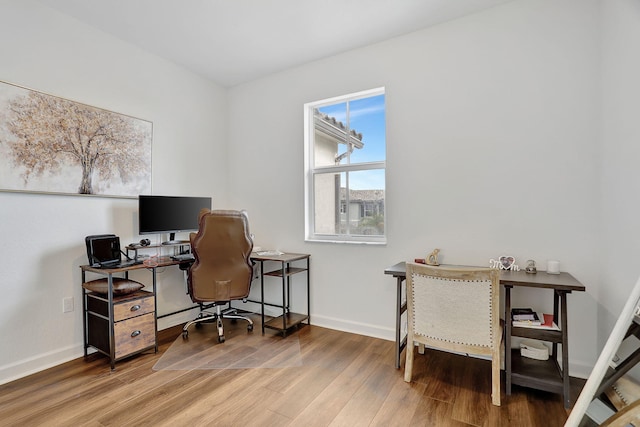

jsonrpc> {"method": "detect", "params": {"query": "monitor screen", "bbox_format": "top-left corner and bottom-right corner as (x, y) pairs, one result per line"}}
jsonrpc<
(138, 195), (212, 243)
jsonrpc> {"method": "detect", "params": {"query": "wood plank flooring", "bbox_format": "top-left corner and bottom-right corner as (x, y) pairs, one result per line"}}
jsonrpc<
(0, 322), (582, 426)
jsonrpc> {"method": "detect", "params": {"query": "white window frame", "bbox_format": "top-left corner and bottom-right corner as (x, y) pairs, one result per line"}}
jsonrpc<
(304, 87), (386, 245)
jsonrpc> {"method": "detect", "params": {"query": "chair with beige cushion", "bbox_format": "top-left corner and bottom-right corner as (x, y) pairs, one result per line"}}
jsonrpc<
(404, 262), (503, 406)
(182, 209), (254, 343)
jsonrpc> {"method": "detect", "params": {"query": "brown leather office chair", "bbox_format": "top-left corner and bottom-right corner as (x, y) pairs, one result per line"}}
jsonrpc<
(182, 209), (254, 343)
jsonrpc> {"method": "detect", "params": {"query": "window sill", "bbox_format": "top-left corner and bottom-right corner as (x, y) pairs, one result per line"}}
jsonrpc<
(305, 237), (387, 246)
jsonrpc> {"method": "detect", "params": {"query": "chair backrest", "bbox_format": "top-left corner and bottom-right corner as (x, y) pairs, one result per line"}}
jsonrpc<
(405, 262), (500, 356)
(187, 209), (253, 303)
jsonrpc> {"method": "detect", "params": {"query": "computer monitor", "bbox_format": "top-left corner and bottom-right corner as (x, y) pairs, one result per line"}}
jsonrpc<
(138, 195), (212, 244)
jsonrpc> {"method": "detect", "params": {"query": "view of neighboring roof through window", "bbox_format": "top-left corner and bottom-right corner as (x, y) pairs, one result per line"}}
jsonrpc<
(304, 88), (386, 244)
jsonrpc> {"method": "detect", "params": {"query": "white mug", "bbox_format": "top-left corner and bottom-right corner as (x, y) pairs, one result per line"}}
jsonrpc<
(547, 260), (560, 274)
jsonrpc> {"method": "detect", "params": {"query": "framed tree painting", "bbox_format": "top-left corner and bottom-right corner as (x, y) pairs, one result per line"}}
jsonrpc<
(0, 80), (152, 198)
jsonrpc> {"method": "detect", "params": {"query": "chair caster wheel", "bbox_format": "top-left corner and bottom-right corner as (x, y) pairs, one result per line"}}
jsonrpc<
(182, 331), (188, 339)
(218, 335), (225, 343)
(247, 324), (254, 332)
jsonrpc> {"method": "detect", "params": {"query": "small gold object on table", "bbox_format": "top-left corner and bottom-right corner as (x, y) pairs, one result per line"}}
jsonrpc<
(425, 248), (440, 266)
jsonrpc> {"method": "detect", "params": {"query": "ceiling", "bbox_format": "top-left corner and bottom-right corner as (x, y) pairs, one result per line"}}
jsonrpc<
(36, 0), (513, 88)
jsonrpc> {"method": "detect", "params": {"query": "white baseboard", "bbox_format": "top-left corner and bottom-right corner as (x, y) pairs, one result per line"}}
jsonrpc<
(0, 307), (199, 385)
(161, 306), (398, 343)
(0, 344), (83, 386)
(310, 314), (395, 342)
(567, 361), (591, 380)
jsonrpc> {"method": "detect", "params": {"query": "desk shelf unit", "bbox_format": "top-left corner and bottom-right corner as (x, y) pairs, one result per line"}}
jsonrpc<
(126, 241), (191, 261)
(501, 270), (585, 409)
(509, 326), (565, 394)
(253, 253), (310, 336)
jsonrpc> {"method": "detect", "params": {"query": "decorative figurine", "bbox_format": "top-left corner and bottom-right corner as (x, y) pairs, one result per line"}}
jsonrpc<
(426, 248), (440, 266)
(525, 259), (537, 274)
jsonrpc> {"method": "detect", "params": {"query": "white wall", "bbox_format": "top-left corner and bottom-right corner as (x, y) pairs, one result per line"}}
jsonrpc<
(600, 1), (640, 346)
(228, 0), (602, 377)
(0, 0), (228, 383)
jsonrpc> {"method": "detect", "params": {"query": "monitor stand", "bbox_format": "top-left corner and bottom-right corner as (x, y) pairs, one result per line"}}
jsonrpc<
(162, 233), (189, 245)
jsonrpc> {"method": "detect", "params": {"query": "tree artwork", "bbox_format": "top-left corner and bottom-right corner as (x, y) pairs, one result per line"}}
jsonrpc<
(0, 82), (151, 196)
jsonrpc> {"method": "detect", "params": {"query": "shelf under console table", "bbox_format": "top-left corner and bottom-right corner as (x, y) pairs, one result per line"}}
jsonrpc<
(501, 270), (585, 409)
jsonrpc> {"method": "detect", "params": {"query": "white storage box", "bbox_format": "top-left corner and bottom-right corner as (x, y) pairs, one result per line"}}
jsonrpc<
(520, 339), (549, 361)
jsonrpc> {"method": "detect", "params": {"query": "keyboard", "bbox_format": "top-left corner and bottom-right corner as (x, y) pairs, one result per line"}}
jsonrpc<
(171, 254), (195, 261)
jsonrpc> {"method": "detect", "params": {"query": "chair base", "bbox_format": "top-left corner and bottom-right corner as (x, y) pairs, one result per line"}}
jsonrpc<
(182, 303), (253, 343)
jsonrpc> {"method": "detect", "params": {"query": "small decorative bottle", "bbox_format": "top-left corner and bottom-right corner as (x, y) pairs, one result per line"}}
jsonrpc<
(525, 259), (537, 274)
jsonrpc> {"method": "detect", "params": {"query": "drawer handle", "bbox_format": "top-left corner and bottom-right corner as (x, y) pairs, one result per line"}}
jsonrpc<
(130, 305), (141, 311)
(131, 330), (141, 338)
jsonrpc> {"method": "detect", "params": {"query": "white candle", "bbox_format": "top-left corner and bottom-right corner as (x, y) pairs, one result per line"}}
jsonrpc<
(547, 260), (560, 274)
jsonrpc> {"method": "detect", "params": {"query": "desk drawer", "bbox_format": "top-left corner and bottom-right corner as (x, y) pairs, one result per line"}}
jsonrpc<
(86, 290), (154, 320)
(114, 313), (155, 359)
(114, 295), (155, 321)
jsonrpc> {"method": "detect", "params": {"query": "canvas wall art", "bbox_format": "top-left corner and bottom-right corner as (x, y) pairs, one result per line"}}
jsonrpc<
(0, 80), (152, 198)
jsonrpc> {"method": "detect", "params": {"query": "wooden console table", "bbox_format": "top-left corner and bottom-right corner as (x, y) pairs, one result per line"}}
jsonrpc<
(384, 262), (585, 408)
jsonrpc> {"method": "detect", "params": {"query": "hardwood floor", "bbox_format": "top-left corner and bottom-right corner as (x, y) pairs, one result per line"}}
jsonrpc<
(0, 323), (580, 426)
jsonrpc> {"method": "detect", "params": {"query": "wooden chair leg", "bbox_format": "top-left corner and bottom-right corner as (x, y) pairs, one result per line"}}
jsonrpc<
(491, 353), (501, 406)
(404, 342), (414, 382)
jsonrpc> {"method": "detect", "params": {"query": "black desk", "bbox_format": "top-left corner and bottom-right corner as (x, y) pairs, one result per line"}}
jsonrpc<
(384, 261), (585, 408)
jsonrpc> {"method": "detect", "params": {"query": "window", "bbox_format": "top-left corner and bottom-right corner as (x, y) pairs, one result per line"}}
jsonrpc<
(304, 88), (386, 244)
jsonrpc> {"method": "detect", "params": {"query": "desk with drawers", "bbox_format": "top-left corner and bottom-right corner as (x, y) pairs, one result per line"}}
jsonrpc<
(80, 257), (183, 370)
(81, 251), (311, 370)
